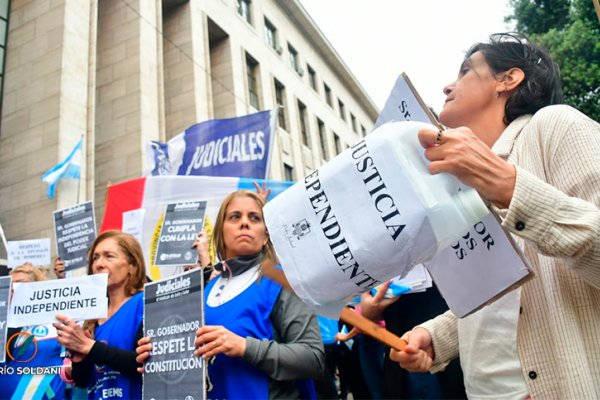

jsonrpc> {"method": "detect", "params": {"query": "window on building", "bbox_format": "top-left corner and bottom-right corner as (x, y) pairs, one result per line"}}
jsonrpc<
(264, 18), (281, 54)
(338, 100), (346, 121)
(361, 125), (367, 137)
(0, 0), (9, 121)
(298, 101), (310, 148)
(237, 0), (252, 24)
(333, 133), (342, 155)
(350, 113), (357, 132)
(324, 83), (332, 107)
(317, 118), (328, 160)
(246, 53), (260, 109)
(284, 163), (295, 181)
(274, 79), (287, 130)
(288, 44), (302, 76)
(307, 65), (317, 92)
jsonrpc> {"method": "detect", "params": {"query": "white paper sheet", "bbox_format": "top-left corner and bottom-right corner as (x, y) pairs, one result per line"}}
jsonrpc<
(8, 274), (108, 327)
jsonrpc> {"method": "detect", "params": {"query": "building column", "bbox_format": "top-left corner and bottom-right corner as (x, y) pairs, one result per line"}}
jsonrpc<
(0, 0), (94, 239)
(94, 0), (162, 223)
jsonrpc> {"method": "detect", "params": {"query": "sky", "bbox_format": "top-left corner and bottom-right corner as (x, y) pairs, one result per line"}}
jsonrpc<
(298, 0), (514, 113)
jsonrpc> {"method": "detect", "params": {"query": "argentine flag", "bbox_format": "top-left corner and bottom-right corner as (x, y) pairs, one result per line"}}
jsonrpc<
(41, 137), (82, 199)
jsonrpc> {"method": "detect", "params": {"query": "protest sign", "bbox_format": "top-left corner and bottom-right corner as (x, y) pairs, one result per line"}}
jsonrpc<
(424, 213), (532, 317)
(143, 269), (205, 400)
(0, 276), (10, 363)
(374, 72), (443, 130)
(53, 201), (97, 272)
(265, 120), (488, 317)
(7, 274), (108, 327)
(147, 110), (277, 179)
(122, 208), (146, 244)
(154, 201), (207, 267)
(265, 73), (532, 318)
(376, 72), (533, 317)
(7, 238), (51, 268)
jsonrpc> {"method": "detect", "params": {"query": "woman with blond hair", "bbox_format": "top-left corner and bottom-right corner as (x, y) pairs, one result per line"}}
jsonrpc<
(54, 230), (147, 400)
(137, 190), (325, 399)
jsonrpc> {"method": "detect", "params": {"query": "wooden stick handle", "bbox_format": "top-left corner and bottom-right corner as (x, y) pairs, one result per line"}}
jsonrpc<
(340, 307), (407, 351)
(262, 260), (407, 351)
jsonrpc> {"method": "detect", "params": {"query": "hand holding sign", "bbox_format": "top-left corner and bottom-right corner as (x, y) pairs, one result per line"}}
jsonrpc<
(136, 336), (152, 374)
(53, 314), (94, 361)
(192, 231), (210, 268)
(359, 280), (402, 322)
(193, 325), (246, 359)
(418, 126), (516, 209)
(54, 257), (66, 279)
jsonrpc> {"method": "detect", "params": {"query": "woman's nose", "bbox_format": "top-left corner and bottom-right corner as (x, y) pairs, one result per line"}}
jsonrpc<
(93, 257), (106, 269)
(443, 83), (454, 96)
(240, 215), (250, 228)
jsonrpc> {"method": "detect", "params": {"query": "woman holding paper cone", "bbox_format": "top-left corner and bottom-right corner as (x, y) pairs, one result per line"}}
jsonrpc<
(136, 190), (326, 399)
(54, 230), (146, 400)
(391, 33), (600, 398)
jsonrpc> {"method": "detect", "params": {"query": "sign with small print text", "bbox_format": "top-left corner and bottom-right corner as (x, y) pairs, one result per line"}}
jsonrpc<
(53, 201), (97, 272)
(154, 201), (207, 267)
(7, 239), (51, 269)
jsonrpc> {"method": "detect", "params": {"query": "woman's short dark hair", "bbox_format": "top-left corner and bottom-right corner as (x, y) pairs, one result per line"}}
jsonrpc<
(466, 32), (564, 124)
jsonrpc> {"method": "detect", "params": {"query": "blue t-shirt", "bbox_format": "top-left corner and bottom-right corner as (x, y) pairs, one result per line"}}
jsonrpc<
(87, 292), (143, 400)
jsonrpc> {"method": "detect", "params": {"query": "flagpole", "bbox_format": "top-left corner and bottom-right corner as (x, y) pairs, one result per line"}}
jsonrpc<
(77, 135), (83, 204)
(104, 181), (112, 216)
(77, 168), (81, 205)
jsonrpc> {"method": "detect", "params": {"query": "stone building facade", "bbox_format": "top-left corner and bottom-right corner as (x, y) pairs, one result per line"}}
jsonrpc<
(0, 0), (377, 242)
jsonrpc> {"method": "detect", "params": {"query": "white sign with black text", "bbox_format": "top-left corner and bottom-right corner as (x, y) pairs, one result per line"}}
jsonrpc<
(7, 274), (108, 327)
(7, 238), (51, 269)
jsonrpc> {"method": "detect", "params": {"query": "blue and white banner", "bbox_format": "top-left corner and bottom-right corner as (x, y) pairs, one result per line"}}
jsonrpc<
(147, 110), (277, 179)
(41, 137), (83, 199)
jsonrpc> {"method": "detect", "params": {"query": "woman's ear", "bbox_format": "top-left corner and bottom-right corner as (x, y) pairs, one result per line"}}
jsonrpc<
(498, 67), (525, 93)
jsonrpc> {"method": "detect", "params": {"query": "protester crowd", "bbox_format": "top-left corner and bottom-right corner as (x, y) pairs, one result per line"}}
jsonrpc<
(2, 32), (600, 399)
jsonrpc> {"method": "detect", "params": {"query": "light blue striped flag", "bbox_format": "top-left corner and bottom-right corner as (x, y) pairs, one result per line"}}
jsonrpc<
(41, 137), (82, 199)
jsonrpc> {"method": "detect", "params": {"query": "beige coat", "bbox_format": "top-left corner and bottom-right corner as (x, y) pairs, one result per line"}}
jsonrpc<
(421, 105), (600, 399)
